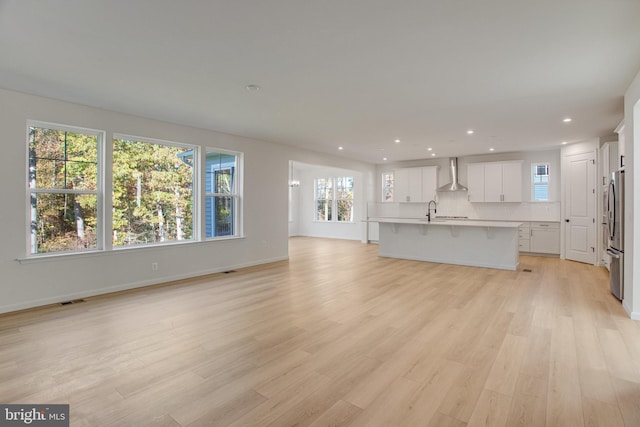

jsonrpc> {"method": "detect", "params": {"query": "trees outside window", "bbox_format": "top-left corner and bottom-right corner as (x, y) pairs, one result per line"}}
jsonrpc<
(315, 176), (354, 222)
(112, 136), (194, 247)
(27, 122), (243, 256)
(28, 123), (101, 254)
(382, 172), (394, 202)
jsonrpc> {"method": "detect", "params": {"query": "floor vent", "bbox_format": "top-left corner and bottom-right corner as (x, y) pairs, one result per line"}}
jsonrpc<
(59, 299), (85, 306)
(523, 269), (532, 273)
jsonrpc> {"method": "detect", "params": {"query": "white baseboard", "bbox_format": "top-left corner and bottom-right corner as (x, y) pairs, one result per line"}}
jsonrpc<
(623, 299), (640, 320)
(0, 256), (289, 315)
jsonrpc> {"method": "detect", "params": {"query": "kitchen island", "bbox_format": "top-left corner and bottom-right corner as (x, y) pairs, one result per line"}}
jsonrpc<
(371, 217), (522, 270)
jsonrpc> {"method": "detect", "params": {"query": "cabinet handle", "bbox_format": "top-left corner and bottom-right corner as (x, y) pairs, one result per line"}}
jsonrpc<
(530, 229), (532, 237)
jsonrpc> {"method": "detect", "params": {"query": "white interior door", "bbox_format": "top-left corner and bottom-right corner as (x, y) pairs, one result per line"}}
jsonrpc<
(565, 151), (596, 264)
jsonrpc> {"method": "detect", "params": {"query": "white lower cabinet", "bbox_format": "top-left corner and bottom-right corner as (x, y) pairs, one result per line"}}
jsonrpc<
(518, 223), (530, 252)
(518, 221), (560, 254)
(530, 222), (560, 254)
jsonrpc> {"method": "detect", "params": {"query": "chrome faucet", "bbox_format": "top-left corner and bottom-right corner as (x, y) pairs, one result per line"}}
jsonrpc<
(426, 200), (437, 222)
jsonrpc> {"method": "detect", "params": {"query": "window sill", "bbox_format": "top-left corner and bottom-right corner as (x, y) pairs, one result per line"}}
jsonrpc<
(312, 220), (357, 224)
(16, 236), (245, 264)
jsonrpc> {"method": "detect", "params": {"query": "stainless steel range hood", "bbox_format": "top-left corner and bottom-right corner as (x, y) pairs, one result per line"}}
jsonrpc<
(437, 158), (468, 192)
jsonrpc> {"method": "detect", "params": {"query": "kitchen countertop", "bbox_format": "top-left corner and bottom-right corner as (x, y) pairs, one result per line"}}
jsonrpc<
(367, 217), (523, 228)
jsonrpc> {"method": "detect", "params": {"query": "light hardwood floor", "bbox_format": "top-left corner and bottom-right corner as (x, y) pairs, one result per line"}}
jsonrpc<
(1, 237), (639, 426)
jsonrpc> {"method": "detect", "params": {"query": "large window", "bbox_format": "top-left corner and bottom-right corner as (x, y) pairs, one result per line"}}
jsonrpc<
(28, 123), (102, 254)
(532, 163), (550, 201)
(205, 149), (240, 238)
(382, 172), (394, 202)
(112, 136), (195, 247)
(26, 122), (244, 257)
(315, 176), (354, 222)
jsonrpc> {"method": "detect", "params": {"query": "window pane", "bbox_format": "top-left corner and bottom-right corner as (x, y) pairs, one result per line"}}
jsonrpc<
(205, 151), (236, 194)
(315, 178), (333, 199)
(336, 176), (353, 199)
(382, 172), (394, 202)
(337, 200), (353, 222)
(205, 150), (238, 238)
(112, 138), (194, 246)
(206, 196), (234, 237)
(28, 126), (98, 190)
(532, 163), (550, 201)
(533, 184), (549, 201)
(31, 193), (97, 254)
(316, 200), (332, 221)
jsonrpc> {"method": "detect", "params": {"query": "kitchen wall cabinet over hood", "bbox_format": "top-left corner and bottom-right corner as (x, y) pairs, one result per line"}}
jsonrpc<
(437, 158), (468, 192)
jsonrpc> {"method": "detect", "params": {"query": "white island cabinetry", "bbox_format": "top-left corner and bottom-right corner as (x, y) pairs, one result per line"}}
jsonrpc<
(374, 218), (521, 270)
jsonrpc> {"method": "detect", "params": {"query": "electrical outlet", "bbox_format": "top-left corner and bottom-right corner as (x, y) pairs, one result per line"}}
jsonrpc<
(151, 262), (158, 271)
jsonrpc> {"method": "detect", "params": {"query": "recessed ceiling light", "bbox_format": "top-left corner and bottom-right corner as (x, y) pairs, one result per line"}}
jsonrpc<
(383, 157), (388, 161)
(561, 141), (568, 145)
(338, 146), (343, 150)
(467, 130), (474, 135)
(431, 153), (436, 157)
(427, 147), (432, 151)
(394, 139), (401, 143)
(245, 84), (261, 92)
(563, 117), (572, 123)
(489, 148), (495, 151)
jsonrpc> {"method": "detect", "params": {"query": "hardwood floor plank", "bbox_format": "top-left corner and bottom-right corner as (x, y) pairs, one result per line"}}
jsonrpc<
(0, 238), (637, 427)
(466, 389), (512, 427)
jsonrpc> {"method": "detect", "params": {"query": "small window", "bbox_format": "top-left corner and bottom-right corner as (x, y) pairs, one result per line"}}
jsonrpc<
(382, 172), (394, 202)
(315, 177), (333, 221)
(205, 149), (241, 238)
(315, 176), (354, 222)
(532, 163), (550, 201)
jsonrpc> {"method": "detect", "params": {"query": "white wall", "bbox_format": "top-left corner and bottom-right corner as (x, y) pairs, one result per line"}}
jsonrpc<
(625, 68), (640, 320)
(0, 88), (374, 314)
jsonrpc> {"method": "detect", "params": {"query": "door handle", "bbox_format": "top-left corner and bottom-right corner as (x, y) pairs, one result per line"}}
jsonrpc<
(606, 248), (621, 259)
(565, 219), (570, 223)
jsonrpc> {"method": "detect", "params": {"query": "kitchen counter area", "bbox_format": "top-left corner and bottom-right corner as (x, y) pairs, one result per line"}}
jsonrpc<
(368, 217), (522, 270)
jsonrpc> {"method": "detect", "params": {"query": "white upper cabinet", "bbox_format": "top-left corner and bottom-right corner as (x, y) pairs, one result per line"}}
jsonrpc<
(421, 166), (439, 202)
(501, 162), (523, 202)
(394, 166), (438, 203)
(467, 163), (486, 203)
(467, 161), (522, 203)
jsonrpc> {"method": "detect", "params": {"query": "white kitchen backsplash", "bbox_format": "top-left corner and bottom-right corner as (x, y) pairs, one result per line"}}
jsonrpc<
(369, 192), (560, 222)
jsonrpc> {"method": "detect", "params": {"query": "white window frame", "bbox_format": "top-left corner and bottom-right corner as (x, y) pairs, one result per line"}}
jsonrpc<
(24, 120), (247, 260)
(26, 121), (105, 256)
(531, 162), (550, 201)
(204, 147), (243, 240)
(382, 171), (394, 202)
(112, 133), (199, 248)
(314, 176), (354, 223)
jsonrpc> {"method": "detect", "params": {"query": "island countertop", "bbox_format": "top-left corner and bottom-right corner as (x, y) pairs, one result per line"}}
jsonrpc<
(367, 217), (523, 228)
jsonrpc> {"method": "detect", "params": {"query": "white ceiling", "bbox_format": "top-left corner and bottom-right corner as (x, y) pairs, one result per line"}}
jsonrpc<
(1, 1), (639, 163)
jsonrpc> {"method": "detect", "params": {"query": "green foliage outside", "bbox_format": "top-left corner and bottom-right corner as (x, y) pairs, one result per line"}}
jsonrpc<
(29, 127), (98, 253)
(112, 138), (193, 246)
(29, 127), (194, 253)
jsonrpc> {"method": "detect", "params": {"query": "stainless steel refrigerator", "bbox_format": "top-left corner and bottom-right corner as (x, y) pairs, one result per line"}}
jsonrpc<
(606, 169), (624, 300)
